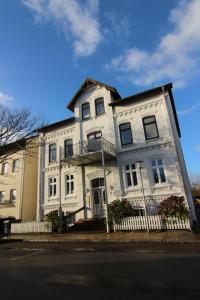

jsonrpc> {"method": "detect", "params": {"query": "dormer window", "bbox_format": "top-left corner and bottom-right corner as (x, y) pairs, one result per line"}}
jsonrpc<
(95, 98), (104, 116)
(82, 102), (90, 120)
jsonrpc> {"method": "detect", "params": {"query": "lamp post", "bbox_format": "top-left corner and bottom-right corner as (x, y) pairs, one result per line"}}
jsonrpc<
(136, 160), (149, 233)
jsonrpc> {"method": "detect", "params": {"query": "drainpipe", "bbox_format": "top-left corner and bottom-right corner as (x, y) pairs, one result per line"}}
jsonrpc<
(102, 146), (110, 233)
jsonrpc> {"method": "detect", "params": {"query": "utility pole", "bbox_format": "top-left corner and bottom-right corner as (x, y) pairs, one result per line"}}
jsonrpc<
(102, 146), (110, 233)
(137, 161), (150, 233)
(58, 146), (62, 234)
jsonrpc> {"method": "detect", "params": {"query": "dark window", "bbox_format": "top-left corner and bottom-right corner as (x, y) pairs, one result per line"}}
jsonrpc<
(143, 116), (159, 140)
(119, 123), (133, 146)
(95, 98), (105, 115)
(64, 139), (73, 158)
(49, 144), (57, 162)
(82, 102), (90, 120)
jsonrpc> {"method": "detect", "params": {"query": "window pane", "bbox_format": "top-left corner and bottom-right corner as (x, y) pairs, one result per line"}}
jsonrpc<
(132, 172), (138, 186)
(152, 168), (159, 183)
(158, 159), (163, 166)
(95, 98), (104, 115)
(65, 139), (73, 157)
(151, 160), (156, 167)
(145, 123), (158, 139)
(82, 103), (90, 119)
(71, 182), (74, 193)
(131, 164), (136, 170)
(126, 173), (132, 187)
(100, 178), (104, 186)
(126, 165), (130, 171)
(159, 167), (166, 182)
(49, 144), (56, 162)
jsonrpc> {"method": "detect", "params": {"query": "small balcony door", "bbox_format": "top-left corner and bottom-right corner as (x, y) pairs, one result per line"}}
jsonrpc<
(87, 131), (102, 152)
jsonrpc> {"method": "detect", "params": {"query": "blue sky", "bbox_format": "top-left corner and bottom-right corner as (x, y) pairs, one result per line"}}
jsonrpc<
(0, 0), (200, 175)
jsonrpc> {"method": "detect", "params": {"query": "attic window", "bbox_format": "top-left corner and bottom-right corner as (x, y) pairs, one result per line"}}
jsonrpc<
(82, 102), (90, 120)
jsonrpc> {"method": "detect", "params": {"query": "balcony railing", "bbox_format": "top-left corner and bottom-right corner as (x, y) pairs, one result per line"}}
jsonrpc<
(60, 137), (116, 165)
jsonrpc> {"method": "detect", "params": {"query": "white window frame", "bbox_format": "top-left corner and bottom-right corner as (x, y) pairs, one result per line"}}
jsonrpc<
(1, 162), (8, 175)
(0, 191), (5, 203)
(49, 177), (57, 197)
(10, 189), (17, 203)
(151, 159), (166, 184)
(124, 163), (138, 188)
(65, 174), (74, 195)
(12, 159), (19, 172)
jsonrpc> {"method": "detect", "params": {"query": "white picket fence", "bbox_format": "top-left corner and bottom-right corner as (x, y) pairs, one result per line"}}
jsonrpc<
(11, 222), (52, 234)
(113, 215), (191, 231)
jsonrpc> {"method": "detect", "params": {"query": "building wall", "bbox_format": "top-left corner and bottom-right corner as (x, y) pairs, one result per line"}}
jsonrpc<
(38, 84), (196, 222)
(0, 150), (24, 220)
(0, 137), (39, 221)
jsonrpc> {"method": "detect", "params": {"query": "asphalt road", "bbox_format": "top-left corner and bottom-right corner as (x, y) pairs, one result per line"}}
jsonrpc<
(0, 242), (200, 300)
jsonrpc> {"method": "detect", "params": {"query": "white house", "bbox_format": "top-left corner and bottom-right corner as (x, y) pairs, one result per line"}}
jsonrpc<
(37, 78), (196, 226)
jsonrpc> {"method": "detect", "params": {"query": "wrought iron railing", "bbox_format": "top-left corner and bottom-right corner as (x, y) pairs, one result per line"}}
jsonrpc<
(60, 137), (116, 161)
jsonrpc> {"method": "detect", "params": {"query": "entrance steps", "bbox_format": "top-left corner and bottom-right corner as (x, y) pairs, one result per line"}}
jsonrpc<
(69, 218), (105, 231)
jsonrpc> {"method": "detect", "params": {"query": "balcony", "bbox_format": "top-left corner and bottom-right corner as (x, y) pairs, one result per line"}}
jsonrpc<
(60, 138), (116, 166)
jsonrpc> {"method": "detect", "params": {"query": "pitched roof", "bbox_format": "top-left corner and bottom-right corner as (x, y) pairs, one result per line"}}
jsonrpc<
(109, 82), (181, 137)
(37, 117), (75, 133)
(67, 77), (121, 112)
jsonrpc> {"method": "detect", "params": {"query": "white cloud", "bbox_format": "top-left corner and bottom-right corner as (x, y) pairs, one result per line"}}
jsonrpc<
(178, 102), (200, 116)
(0, 91), (13, 105)
(106, 0), (200, 87)
(22, 0), (102, 57)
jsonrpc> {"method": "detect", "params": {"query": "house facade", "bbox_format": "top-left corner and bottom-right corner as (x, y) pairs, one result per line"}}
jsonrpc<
(37, 78), (196, 224)
(0, 137), (39, 222)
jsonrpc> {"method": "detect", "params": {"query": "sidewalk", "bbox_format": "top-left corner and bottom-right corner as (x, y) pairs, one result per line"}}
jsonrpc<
(2, 230), (200, 243)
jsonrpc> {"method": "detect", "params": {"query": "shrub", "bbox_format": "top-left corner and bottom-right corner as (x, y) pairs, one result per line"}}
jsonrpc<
(44, 210), (67, 233)
(158, 195), (189, 220)
(108, 199), (133, 224)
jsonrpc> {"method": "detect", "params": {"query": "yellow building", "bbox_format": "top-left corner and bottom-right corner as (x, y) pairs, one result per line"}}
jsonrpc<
(0, 137), (39, 222)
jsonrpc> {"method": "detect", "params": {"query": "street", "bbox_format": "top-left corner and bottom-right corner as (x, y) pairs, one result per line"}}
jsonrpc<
(0, 242), (200, 299)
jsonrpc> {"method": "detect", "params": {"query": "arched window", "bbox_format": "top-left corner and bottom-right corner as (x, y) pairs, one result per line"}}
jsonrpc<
(119, 122), (133, 146)
(95, 97), (104, 115)
(49, 143), (57, 162)
(82, 102), (90, 120)
(143, 115), (159, 140)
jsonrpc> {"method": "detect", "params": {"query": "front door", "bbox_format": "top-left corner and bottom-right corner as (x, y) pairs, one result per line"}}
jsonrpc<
(91, 178), (105, 218)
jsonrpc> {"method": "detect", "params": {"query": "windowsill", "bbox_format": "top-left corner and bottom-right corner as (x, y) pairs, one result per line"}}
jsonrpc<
(48, 197), (59, 202)
(82, 117), (91, 122)
(65, 194), (77, 200)
(125, 186), (140, 193)
(94, 112), (105, 118)
(121, 143), (134, 148)
(151, 183), (172, 190)
(48, 161), (58, 165)
(145, 137), (161, 143)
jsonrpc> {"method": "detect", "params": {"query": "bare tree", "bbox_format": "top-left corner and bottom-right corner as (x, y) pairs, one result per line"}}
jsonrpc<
(0, 105), (43, 163)
(190, 174), (200, 199)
